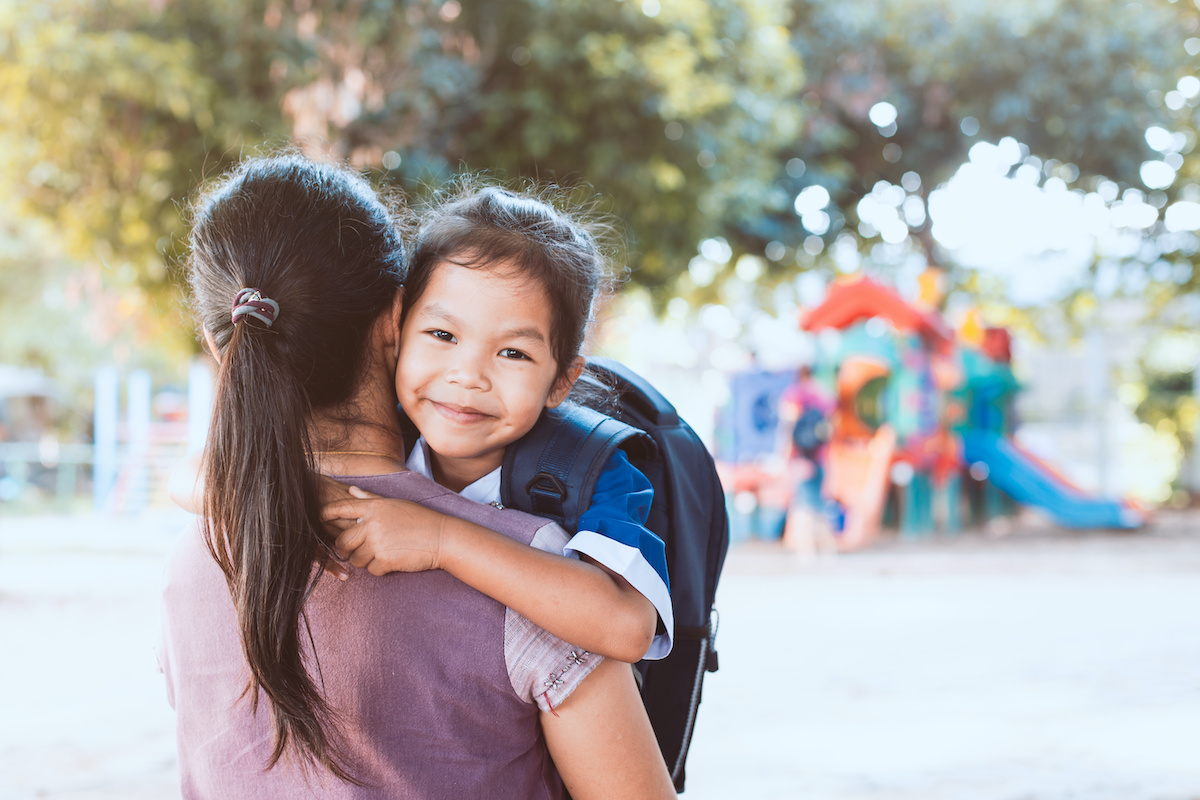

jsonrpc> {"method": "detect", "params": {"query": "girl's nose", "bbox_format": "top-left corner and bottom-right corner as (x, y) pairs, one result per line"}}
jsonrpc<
(446, 349), (490, 390)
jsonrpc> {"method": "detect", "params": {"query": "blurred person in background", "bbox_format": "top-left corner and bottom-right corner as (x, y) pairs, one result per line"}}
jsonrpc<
(778, 364), (836, 553)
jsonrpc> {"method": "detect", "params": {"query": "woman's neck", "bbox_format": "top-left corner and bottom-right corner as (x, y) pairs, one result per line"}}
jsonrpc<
(311, 409), (407, 477)
(314, 448), (406, 476)
(310, 320), (407, 477)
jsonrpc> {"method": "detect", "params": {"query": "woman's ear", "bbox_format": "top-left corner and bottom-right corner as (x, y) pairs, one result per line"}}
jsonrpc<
(203, 329), (221, 364)
(546, 356), (586, 408)
(385, 289), (405, 366)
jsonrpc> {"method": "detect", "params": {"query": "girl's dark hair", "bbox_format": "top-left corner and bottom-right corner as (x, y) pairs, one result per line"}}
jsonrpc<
(187, 153), (405, 782)
(403, 184), (614, 383)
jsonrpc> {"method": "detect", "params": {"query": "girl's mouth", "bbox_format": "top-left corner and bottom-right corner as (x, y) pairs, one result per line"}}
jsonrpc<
(431, 400), (492, 423)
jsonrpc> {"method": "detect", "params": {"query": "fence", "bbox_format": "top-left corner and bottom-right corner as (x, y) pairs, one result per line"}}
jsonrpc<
(0, 361), (211, 515)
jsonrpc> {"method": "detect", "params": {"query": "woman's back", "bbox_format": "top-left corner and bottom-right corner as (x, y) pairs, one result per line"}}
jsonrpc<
(161, 469), (596, 799)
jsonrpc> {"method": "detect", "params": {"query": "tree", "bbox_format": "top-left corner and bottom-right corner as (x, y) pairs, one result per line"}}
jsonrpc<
(5, 0), (1200, 367)
(277, 0), (806, 301)
(0, 0), (806, 378)
(0, 0), (304, 366)
(746, 0), (1200, 306)
(452, 0), (804, 297)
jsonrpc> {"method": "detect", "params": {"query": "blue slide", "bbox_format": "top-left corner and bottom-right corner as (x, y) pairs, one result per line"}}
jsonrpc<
(961, 431), (1143, 530)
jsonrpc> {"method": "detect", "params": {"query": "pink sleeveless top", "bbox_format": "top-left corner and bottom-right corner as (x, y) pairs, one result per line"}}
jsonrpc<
(159, 469), (598, 799)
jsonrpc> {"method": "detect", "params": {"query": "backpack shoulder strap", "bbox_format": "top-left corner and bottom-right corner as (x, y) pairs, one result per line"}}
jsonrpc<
(501, 403), (655, 531)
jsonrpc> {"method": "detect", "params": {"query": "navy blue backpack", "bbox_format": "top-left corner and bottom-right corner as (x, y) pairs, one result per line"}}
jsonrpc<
(501, 357), (730, 792)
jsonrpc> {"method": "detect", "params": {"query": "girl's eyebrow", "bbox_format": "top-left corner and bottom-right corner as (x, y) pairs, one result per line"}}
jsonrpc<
(499, 325), (548, 345)
(421, 302), (548, 346)
(418, 303), (461, 327)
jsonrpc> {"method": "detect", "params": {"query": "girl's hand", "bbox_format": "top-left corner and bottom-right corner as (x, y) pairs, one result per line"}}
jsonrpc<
(320, 486), (447, 576)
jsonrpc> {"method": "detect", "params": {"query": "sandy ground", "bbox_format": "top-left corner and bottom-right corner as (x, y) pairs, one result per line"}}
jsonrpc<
(1, 509), (1198, 799)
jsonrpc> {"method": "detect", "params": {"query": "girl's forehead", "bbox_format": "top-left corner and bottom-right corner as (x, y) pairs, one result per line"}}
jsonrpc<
(430, 257), (543, 294)
(418, 259), (551, 315)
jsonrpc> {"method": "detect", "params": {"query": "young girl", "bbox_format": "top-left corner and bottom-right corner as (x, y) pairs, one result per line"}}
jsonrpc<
(323, 185), (673, 664)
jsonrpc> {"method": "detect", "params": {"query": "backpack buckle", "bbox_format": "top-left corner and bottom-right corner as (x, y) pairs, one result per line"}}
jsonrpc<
(526, 471), (568, 522)
(526, 471), (567, 501)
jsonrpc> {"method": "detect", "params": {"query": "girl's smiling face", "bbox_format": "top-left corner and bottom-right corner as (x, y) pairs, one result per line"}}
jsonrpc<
(396, 260), (580, 491)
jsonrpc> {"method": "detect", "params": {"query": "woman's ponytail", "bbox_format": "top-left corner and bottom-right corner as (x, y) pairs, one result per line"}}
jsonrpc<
(202, 317), (355, 779)
(188, 154), (405, 782)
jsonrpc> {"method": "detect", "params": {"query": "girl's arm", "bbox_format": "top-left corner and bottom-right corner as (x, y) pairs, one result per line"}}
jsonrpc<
(324, 490), (657, 662)
(564, 450), (673, 660)
(541, 656), (677, 800)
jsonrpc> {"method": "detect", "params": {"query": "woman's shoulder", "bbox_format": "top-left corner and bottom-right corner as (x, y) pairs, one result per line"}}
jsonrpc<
(162, 518), (233, 620)
(334, 469), (558, 550)
(339, 469), (454, 503)
(166, 517), (213, 570)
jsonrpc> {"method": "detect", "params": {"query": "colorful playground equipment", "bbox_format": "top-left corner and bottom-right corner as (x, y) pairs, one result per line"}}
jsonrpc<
(718, 271), (1145, 548)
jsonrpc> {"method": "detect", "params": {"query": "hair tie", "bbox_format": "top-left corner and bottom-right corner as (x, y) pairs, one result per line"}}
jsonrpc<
(231, 288), (280, 327)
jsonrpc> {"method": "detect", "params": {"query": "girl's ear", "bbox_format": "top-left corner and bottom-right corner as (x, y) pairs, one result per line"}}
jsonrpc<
(546, 356), (586, 409)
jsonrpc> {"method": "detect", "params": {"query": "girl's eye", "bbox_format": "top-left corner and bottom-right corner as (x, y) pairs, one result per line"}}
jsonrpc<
(499, 348), (530, 361)
(428, 329), (456, 343)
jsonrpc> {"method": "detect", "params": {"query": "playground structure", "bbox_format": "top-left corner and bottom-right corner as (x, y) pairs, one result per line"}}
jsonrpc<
(719, 272), (1145, 549)
(0, 362), (209, 514)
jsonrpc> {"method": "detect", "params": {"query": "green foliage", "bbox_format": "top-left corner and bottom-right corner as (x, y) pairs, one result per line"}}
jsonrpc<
(0, 0), (304, 364)
(759, 0), (1200, 277)
(0, 0), (810, 364)
(0, 1), (294, 270)
(313, 0), (806, 302)
(4, 0), (1200, 381)
(469, 0), (803, 298)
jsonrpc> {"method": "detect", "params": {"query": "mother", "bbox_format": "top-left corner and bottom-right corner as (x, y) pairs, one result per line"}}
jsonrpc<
(158, 154), (674, 799)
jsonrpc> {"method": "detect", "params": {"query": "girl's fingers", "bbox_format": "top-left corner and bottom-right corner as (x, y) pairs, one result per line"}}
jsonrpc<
(324, 560), (350, 582)
(318, 474), (354, 503)
(321, 498), (372, 521)
(335, 526), (368, 556)
(323, 516), (357, 534)
(347, 485), (380, 499)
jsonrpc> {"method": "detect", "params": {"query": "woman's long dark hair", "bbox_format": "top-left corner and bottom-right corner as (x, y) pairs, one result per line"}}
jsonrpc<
(187, 154), (405, 781)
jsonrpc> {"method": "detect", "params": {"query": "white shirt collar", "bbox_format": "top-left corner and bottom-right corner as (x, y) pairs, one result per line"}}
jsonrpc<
(405, 435), (503, 505)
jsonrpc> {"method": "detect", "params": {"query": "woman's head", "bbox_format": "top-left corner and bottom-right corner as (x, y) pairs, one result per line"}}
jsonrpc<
(191, 154), (405, 393)
(187, 153), (405, 781)
(402, 184), (612, 382)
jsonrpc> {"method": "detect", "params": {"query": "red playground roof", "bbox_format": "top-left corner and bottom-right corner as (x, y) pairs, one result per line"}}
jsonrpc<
(800, 276), (953, 345)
